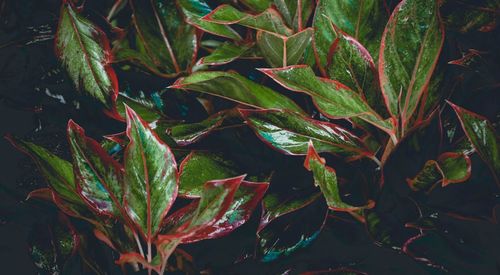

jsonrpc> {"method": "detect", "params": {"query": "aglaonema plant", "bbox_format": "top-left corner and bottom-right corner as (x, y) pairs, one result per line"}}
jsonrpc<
(8, 106), (268, 274)
(5, 0), (500, 273)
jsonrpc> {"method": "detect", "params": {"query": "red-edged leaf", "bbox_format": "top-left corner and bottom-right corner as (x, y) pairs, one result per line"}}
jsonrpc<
(55, 1), (118, 111)
(158, 175), (244, 242)
(256, 28), (313, 67)
(379, 0), (445, 130)
(202, 5), (293, 35)
(181, 180), (269, 243)
(67, 120), (124, 218)
(240, 108), (375, 160)
(304, 142), (375, 212)
(259, 65), (396, 140)
(449, 102), (500, 184)
(167, 111), (225, 146)
(123, 106), (178, 240)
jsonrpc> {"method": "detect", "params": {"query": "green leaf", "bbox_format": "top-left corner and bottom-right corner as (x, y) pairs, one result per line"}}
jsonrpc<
(55, 2), (118, 110)
(181, 180), (269, 243)
(170, 70), (304, 113)
(240, 0), (273, 12)
(406, 160), (442, 192)
(178, 151), (240, 198)
(115, 0), (197, 77)
(313, 0), (386, 70)
(116, 93), (163, 123)
(123, 106), (178, 239)
(241, 109), (374, 160)
(6, 136), (81, 205)
(324, 28), (387, 116)
(407, 152), (472, 191)
(273, 0), (314, 32)
(304, 142), (374, 211)
(202, 5), (293, 35)
(260, 188), (321, 230)
(198, 42), (253, 66)
(257, 28), (313, 67)
(259, 65), (396, 139)
(168, 112), (225, 146)
(67, 120), (124, 217)
(379, 0), (444, 129)
(449, 102), (500, 184)
(178, 0), (242, 40)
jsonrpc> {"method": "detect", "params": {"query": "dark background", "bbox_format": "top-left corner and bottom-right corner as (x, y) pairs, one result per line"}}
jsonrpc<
(1, 0), (499, 274)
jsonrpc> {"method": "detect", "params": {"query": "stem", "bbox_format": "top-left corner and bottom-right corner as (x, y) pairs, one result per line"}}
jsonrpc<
(147, 239), (152, 275)
(159, 240), (181, 275)
(133, 232), (145, 258)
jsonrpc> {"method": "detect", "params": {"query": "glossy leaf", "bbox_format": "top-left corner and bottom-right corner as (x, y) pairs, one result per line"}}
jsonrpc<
(305, 142), (374, 211)
(257, 195), (327, 262)
(407, 152), (471, 191)
(67, 120), (124, 217)
(324, 29), (386, 116)
(274, 0), (314, 32)
(178, 0), (242, 40)
(167, 112), (225, 146)
(449, 102), (500, 184)
(202, 5), (293, 35)
(240, 0), (273, 12)
(114, 0), (197, 77)
(181, 180), (269, 243)
(257, 28), (313, 67)
(123, 106), (178, 239)
(55, 1), (118, 110)
(313, 0), (386, 70)
(260, 188), (321, 230)
(116, 93), (163, 123)
(158, 176), (243, 241)
(198, 42), (253, 66)
(170, 71), (304, 113)
(241, 109), (374, 160)
(6, 136), (81, 206)
(178, 151), (239, 198)
(259, 65), (396, 139)
(379, 0), (445, 129)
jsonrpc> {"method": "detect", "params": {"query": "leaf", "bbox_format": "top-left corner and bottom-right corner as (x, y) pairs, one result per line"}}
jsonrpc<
(55, 1), (118, 110)
(116, 93), (163, 123)
(449, 102), (500, 184)
(28, 215), (80, 274)
(256, 28), (313, 67)
(181, 180), (269, 243)
(259, 65), (396, 139)
(240, 109), (374, 160)
(260, 188), (321, 230)
(158, 176), (244, 241)
(123, 106), (178, 239)
(6, 136), (81, 205)
(274, 0), (314, 32)
(67, 120), (124, 217)
(202, 5), (293, 35)
(169, 70), (304, 113)
(240, 0), (273, 12)
(437, 152), (472, 186)
(324, 28), (386, 116)
(443, 0), (500, 33)
(379, 0), (445, 129)
(198, 42), (253, 66)
(178, 0), (242, 40)
(304, 142), (374, 211)
(178, 151), (240, 198)
(257, 195), (327, 262)
(115, 0), (197, 77)
(406, 160), (442, 192)
(313, 0), (386, 69)
(167, 111), (225, 146)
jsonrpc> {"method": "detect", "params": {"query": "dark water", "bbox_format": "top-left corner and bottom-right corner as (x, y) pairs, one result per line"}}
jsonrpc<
(1, 0), (500, 274)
